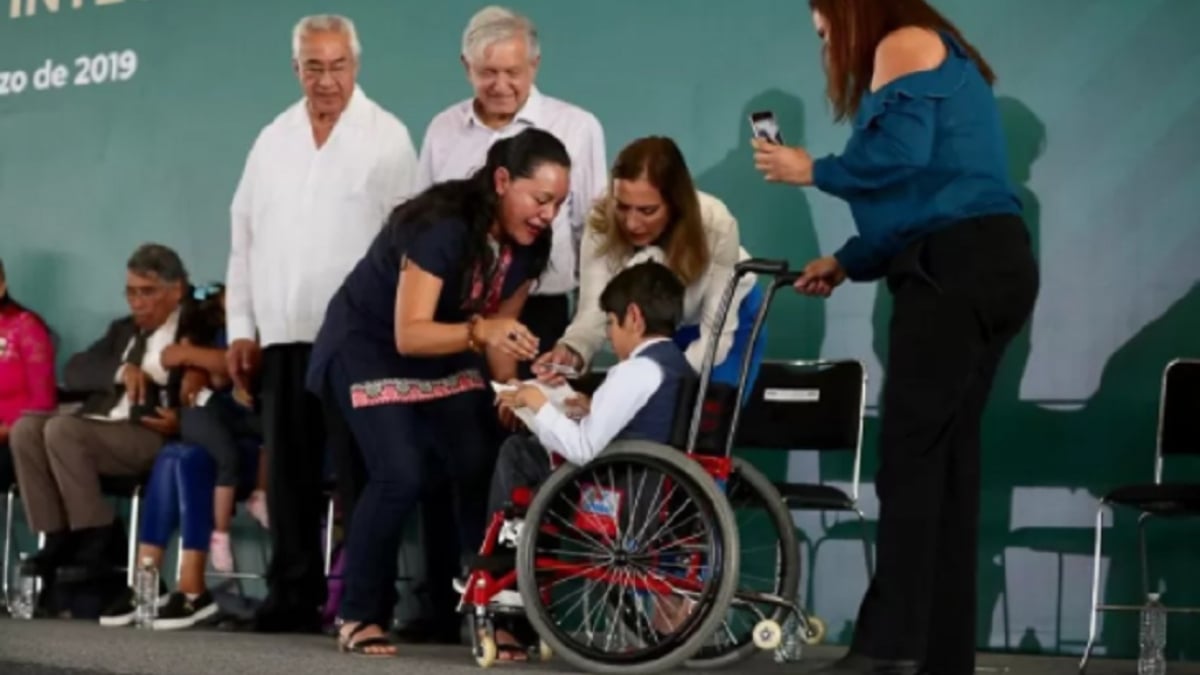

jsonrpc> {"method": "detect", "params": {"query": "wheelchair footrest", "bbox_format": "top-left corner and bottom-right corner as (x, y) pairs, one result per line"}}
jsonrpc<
(467, 551), (516, 574)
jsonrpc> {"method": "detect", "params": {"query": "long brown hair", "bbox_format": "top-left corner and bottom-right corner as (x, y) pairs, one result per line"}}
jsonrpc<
(589, 136), (710, 285)
(809, 0), (995, 122)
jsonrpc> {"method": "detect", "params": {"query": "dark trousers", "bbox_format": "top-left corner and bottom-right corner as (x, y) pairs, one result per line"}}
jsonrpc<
(414, 292), (569, 635)
(849, 215), (1038, 674)
(486, 435), (553, 516)
(324, 385), (366, 539)
(259, 344), (327, 622)
(328, 357), (500, 628)
(181, 396), (258, 488)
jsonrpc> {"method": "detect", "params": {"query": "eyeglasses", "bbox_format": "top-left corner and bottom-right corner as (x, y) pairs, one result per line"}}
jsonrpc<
(125, 285), (164, 300)
(301, 62), (352, 80)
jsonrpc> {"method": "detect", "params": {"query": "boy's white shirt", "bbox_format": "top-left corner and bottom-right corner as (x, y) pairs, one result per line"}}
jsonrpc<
(497, 337), (672, 467)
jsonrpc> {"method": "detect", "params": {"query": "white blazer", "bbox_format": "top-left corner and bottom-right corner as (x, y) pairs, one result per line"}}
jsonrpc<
(559, 191), (756, 372)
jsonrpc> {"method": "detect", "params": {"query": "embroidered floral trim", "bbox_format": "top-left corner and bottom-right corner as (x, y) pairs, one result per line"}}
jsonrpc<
(463, 244), (513, 315)
(349, 369), (486, 407)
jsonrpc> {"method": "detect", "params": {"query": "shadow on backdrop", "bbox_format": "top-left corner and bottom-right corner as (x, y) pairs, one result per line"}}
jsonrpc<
(956, 98), (1199, 660)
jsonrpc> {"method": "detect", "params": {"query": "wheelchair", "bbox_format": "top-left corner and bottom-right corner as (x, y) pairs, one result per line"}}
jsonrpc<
(458, 259), (823, 674)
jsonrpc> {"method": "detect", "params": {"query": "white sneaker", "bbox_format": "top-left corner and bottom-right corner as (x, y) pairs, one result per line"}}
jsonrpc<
(498, 518), (524, 547)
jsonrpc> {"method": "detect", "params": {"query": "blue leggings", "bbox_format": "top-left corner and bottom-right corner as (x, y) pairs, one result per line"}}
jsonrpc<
(673, 284), (767, 396)
(139, 441), (259, 551)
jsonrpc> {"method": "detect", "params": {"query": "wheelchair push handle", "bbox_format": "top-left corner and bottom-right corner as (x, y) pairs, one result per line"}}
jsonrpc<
(734, 258), (788, 277)
(735, 258), (802, 286)
(687, 257), (802, 455)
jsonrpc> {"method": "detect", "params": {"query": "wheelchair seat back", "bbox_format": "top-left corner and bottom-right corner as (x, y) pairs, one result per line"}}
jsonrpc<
(668, 374), (739, 456)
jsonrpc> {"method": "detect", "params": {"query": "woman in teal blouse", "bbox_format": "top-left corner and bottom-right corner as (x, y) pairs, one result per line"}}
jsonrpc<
(753, 1), (1039, 674)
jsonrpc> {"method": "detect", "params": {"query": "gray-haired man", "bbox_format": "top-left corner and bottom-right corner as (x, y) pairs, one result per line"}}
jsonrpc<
(411, 5), (607, 642)
(223, 14), (418, 632)
(11, 243), (189, 583)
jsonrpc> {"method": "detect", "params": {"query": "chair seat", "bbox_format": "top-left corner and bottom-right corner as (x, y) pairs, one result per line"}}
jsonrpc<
(1105, 482), (1200, 515)
(774, 482), (855, 510)
(99, 474), (148, 496)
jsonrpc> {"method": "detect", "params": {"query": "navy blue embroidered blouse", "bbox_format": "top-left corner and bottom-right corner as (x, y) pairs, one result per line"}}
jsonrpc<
(812, 32), (1021, 281)
(306, 216), (536, 402)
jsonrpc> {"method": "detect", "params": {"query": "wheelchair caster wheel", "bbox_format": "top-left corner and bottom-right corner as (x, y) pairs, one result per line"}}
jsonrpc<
(752, 619), (783, 650)
(476, 636), (498, 668)
(538, 640), (553, 661)
(802, 616), (826, 645)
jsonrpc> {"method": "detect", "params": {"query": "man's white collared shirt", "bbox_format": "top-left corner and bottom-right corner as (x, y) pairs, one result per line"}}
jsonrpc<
(226, 86), (419, 347)
(417, 88), (607, 296)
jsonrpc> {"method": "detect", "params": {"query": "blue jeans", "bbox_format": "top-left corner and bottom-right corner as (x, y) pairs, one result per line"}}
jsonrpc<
(139, 440), (259, 552)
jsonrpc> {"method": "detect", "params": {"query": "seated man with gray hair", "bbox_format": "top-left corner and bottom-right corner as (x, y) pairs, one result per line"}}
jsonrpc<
(11, 243), (192, 585)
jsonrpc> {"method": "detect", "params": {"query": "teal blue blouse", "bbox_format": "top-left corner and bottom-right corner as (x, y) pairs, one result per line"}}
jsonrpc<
(812, 32), (1021, 280)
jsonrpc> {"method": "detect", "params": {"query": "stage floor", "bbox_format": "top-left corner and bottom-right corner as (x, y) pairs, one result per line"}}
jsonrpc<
(0, 617), (1192, 674)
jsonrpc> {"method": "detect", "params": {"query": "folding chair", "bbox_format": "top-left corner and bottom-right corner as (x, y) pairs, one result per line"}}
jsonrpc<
(2, 482), (27, 607)
(2, 475), (146, 595)
(1079, 358), (1200, 673)
(98, 474), (149, 587)
(733, 359), (874, 592)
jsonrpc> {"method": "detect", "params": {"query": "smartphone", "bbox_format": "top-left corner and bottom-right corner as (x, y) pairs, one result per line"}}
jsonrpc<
(749, 110), (783, 144)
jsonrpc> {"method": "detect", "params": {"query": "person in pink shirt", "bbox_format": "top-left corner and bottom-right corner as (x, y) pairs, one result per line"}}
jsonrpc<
(0, 257), (58, 488)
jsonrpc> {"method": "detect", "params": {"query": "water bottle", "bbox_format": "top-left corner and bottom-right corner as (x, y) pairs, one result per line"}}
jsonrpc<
(774, 614), (803, 663)
(133, 556), (159, 629)
(9, 554), (37, 620)
(1137, 592), (1166, 675)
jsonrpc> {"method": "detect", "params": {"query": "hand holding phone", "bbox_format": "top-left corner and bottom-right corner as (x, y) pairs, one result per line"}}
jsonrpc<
(749, 110), (783, 144)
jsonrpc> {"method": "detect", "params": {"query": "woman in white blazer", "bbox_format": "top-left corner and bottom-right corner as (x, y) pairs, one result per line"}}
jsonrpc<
(535, 136), (765, 393)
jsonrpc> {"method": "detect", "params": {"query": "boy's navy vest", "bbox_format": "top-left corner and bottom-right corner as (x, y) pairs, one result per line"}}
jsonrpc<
(616, 340), (696, 445)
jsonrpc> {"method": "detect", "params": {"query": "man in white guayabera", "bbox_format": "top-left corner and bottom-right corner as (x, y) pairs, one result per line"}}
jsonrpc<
(223, 13), (418, 633)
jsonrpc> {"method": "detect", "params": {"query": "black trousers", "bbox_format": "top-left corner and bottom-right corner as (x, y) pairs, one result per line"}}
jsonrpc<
(258, 343), (329, 622)
(413, 292), (570, 636)
(325, 354), (500, 628)
(849, 215), (1038, 675)
(181, 395), (258, 488)
(486, 435), (554, 516)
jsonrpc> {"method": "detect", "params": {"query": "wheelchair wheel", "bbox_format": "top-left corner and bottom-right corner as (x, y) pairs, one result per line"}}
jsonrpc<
(686, 458), (801, 669)
(516, 440), (739, 675)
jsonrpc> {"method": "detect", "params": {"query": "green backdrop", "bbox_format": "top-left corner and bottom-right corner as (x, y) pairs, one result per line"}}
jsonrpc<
(3, 0), (1198, 660)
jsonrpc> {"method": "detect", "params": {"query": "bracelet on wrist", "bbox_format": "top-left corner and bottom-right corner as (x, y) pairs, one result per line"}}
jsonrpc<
(466, 315), (483, 353)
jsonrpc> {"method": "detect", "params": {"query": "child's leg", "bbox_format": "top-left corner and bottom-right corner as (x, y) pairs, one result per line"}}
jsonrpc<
(486, 434), (553, 517)
(176, 408), (235, 572)
(180, 403), (242, 527)
(244, 446), (269, 529)
(213, 486), (236, 532)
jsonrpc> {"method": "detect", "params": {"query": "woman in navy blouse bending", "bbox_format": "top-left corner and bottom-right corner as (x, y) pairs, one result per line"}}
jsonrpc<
(307, 128), (571, 656)
(753, 1), (1038, 674)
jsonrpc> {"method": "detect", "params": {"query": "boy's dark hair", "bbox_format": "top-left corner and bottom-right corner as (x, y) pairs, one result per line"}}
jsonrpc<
(599, 261), (685, 337)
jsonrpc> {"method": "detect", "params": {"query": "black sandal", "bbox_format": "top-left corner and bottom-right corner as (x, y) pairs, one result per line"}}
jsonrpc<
(337, 622), (397, 658)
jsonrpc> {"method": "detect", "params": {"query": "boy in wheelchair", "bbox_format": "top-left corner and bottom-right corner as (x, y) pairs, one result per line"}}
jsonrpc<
(466, 261), (695, 656)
